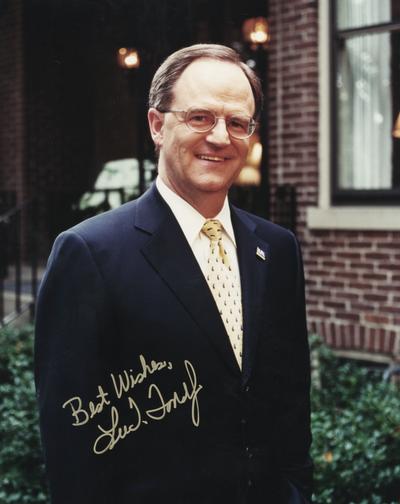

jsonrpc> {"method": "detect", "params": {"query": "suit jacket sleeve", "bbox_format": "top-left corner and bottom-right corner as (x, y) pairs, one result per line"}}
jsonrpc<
(35, 230), (116, 504)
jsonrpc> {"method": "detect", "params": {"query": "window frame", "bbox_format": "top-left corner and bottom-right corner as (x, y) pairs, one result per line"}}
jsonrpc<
(330, 0), (400, 206)
(306, 0), (400, 230)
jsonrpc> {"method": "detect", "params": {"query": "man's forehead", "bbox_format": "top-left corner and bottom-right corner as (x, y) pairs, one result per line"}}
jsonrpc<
(171, 58), (255, 112)
(177, 57), (246, 82)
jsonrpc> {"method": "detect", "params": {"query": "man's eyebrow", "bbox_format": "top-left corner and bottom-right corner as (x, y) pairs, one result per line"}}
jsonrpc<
(189, 106), (252, 116)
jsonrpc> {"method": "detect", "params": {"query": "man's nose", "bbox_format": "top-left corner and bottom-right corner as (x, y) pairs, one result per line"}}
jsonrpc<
(206, 118), (231, 146)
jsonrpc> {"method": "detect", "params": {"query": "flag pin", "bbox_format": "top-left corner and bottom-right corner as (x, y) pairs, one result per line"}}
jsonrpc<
(256, 247), (266, 261)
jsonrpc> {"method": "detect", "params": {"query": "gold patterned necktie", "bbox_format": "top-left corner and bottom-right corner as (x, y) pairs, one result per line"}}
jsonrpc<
(201, 219), (243, 368)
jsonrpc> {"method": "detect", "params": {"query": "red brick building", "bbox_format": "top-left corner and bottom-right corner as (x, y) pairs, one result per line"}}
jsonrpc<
(268, 0), (400, 364)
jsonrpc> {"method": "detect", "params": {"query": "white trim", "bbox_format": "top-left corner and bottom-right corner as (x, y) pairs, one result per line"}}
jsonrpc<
(307, 206), (400, 230)
(318, 0), (331, 210)
(307, 0), (400, 231)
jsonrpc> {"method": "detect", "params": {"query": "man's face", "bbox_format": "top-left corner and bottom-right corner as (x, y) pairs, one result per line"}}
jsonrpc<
(148, 58), (255, 213)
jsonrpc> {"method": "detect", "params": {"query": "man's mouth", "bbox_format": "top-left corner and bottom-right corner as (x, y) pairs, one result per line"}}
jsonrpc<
(196, 154), (229, 162)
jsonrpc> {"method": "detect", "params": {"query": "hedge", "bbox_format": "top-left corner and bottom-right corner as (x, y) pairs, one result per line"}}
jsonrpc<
(310, 336), (400, 503)
(0, 326), (399, 503)
(0, 325), (48, 503)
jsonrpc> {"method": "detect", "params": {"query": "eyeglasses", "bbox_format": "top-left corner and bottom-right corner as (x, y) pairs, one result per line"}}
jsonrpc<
(158, 107), (257, 139)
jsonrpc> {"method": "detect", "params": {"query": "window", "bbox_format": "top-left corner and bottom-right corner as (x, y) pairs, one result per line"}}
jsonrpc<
(306, 0), (400, 230)
(331, 0), (400, 204)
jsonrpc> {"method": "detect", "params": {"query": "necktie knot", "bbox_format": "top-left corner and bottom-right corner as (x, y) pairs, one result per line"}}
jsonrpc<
(201, 219), (222, 242)
(201, 219), (229, 267)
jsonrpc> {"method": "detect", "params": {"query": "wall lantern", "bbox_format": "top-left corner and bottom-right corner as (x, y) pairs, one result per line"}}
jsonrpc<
(242, 17), (270, 49)
(235, 136), (263, 186)
(117, 47), (140, 69)
(393, 112), (400, 138)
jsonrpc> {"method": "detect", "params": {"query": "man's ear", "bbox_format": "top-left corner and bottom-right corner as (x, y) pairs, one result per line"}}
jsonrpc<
(148, 108), (164, 148)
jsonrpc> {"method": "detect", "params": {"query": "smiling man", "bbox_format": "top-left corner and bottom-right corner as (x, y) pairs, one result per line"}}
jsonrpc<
(148, 57), (255, 217)
(35, 44), (313, 503)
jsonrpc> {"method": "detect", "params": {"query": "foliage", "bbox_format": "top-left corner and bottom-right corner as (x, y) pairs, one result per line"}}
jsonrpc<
(1, 326), (400, 503)
(310, 335), (400, 504)
(0, 325), (48, 503)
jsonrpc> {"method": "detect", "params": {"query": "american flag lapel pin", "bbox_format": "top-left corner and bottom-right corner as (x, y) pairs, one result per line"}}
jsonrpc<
(256, 247), (266, 261)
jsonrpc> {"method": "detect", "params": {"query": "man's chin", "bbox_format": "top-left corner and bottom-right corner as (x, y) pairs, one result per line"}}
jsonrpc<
(195, 181), (232, 195)
(195, 173), (239, 193)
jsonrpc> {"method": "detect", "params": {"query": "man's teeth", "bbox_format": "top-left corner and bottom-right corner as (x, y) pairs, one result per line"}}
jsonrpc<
(198, 155), (225, 161)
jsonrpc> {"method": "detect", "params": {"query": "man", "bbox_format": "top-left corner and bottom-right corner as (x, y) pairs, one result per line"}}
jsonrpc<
(35, 44), (313, 503)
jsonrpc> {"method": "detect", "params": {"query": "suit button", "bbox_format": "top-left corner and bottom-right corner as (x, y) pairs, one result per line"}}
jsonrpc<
(245, 385), (250, 393)
(247, 479), (253, 487)
(241, 418), (247, 425)
(245, 446), (252, 458)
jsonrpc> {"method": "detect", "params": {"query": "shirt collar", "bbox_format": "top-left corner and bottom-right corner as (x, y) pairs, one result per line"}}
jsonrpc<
(155, 176), (236, 247)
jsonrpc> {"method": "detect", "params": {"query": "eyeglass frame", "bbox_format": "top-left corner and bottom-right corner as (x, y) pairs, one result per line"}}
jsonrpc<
(157, 107), (257, 139)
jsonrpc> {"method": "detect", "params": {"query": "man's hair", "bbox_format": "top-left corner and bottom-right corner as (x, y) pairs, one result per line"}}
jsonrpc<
(148, 44), (263, 119)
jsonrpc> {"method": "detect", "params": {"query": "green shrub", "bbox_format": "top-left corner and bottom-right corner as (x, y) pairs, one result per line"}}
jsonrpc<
(0, 325), (48, 503)
(1, 326), (399, 503)
(310, 335), (400, 504)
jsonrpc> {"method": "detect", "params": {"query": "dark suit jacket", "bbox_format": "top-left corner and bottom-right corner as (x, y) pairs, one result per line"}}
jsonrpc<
(35, 183), (312, 503)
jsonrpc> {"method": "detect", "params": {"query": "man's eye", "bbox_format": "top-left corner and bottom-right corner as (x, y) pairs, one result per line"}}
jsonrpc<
(190, 114), (211, 123)
(229, 118), (248, 131)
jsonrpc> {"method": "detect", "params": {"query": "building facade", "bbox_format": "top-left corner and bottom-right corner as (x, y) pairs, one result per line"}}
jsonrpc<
(269, 0), (400, 364)
(1, 0), (399, 363)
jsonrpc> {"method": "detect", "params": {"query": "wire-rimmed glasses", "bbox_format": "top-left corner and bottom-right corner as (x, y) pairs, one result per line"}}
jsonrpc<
(158, 107), (257, 139)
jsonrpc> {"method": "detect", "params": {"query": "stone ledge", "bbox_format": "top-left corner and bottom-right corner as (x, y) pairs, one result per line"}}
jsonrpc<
(307, 207), (400, 231)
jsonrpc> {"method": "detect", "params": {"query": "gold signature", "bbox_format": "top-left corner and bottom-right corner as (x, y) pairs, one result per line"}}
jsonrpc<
(93, 360), (202, 455)
(146, 360), (201, 427)
(62, 385), (110, 426)
(110, 355), (173, 399)
(62, 354), (172, 425)
(62, 357), (203, 455)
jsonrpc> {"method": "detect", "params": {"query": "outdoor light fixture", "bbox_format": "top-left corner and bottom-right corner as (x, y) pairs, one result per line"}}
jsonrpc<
(235, 137), (263, 186)
(393, 112), (400, 138)
(117, 47), (140, 69)
(242, 17), (270, 49)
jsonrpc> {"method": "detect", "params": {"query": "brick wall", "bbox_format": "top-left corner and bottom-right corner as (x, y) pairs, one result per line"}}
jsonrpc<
(268, 0), (319, 230)
(305, 231), (400, 358)
(268, 0), (400, 362)
(0, 0), (25, 199)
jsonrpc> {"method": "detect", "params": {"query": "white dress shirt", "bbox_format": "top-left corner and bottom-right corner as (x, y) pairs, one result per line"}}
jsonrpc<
(155, 176), (241, 283)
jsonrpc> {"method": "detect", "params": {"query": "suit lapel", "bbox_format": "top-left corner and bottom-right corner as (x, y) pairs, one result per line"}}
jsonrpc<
(231, 207), (271, 386)
(135, 185), (240, 377)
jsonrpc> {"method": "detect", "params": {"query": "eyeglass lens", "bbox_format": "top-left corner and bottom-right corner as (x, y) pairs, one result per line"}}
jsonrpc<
(186, 109), (254, 138)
